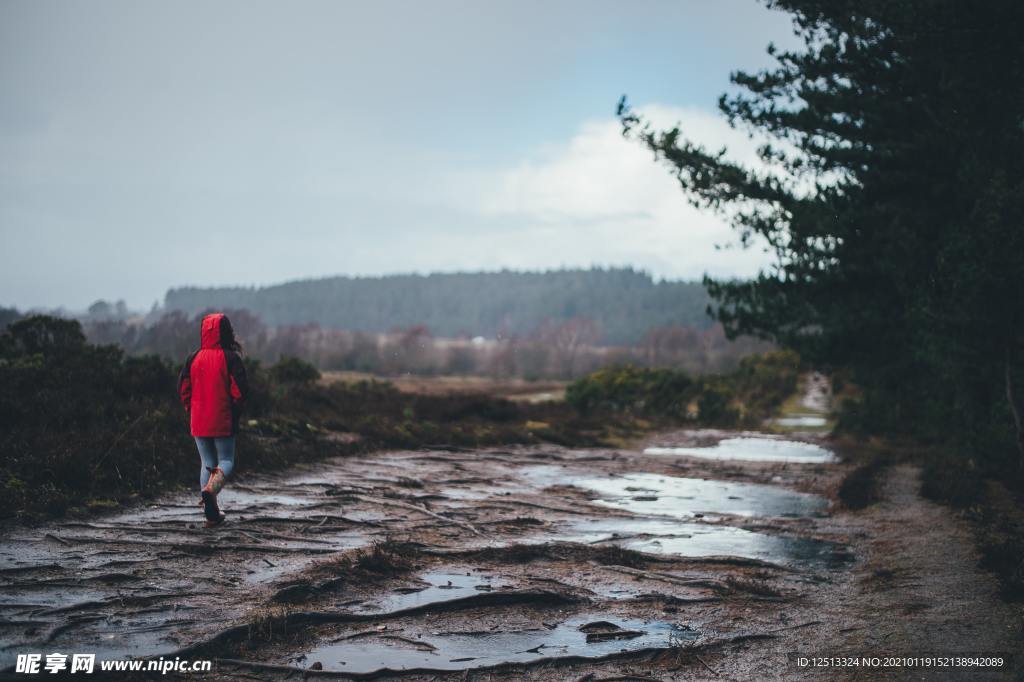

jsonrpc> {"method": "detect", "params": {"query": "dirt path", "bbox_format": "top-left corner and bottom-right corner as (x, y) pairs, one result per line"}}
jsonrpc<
(694, 461), (1023, 681)
(1, 428), (1019, 679)
(825, 464), (1021, 679)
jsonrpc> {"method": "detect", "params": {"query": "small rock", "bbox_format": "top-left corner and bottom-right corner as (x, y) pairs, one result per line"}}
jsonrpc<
(309, 662), (323, 670)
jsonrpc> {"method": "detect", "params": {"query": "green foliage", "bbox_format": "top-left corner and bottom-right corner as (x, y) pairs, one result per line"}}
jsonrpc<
(268, 355), (321, 385)
(565, 365), (695, 416)
(0, 316), (169, 431)
(2, 315), (86, 356)
(621, 1), (1024, 475)
(0, 316), (192, 517)
(730, 350), (801, 416)
(238, 357), (273, 418)
(565, 352), (797, 425)
(696, 386), (738, 426)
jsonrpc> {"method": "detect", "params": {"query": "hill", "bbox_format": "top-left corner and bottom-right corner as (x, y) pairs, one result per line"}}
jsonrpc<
(164, 268), (714, 346)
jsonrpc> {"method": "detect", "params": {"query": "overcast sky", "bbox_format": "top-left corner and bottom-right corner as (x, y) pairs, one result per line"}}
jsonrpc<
(0, 0), (798, 311)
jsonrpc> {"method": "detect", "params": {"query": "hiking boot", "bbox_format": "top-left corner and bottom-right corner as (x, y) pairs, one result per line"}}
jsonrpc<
(200, 488), (221, 523)
(204, 511), (227, 528)
(201, 466), (226, 522)
(203, 466), (226, 496)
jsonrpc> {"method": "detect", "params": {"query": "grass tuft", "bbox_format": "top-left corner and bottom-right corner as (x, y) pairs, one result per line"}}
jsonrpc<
(320, 540), (419, 579)
(245, 606), (293, 644)
(590, 544), (648, 568)
(724, 576), (784, 598)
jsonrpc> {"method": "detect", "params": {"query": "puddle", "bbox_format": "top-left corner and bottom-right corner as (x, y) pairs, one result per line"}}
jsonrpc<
(356, 571), (504, 613)
(574, 472), (828, 519)
(299, 615), (696, 673)
(644, 437), (836, 464)
(562, 518), (848, 569)
(770, 416), (828, 428)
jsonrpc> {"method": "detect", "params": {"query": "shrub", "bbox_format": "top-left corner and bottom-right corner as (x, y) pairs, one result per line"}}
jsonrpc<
(268, 355), (321, 385)
(731, 350), (801, 416)
(565, 365), (696, 416)
(1, 315), (87, 355)
(696, 385), (739, 425)
(565, 351), (798, 425)
(0, 316), (192, 518)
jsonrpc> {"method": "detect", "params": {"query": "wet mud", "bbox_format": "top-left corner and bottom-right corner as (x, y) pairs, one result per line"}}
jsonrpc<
(1, 413), (1020, 679)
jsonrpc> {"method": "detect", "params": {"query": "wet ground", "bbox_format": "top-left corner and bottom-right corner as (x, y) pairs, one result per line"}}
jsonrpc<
(1, 386), (1021, 679)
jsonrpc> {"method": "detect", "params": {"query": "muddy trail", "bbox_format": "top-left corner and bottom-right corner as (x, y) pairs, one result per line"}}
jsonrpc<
(2, 386), (1021, 679)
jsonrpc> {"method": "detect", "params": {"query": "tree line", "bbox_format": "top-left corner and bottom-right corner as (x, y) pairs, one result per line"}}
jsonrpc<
(164, 267), (714, 346)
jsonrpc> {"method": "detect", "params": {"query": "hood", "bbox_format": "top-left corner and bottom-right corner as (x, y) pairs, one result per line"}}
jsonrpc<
(200, 313), (224, 350)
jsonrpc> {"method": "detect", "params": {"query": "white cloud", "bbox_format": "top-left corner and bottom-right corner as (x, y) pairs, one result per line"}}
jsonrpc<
(458, 104), (776, 280)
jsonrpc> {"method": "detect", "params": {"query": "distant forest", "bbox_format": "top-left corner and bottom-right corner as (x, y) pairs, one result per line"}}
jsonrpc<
(164, 268), (714, 346)
(0, 269), (766, 380)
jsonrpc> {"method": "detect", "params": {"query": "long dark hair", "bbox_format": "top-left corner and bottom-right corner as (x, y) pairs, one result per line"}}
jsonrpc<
(219, 315), (243, 354)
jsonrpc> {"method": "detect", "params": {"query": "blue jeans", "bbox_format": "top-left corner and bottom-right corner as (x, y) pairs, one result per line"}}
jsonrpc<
(194, 436), (236, 488)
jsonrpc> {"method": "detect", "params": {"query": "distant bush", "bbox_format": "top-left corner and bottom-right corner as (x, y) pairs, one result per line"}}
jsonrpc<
(0, 314), (86, 356)
(696, 384), (739, 425)
(0, 316), (190, 517)
(0, 316), (175, 431)
(268, 355), (321, 385)
(565, 350), (801, 426)
(239, 357), (273, 418)
(730, 350), (801, 415)
(565, 365), (696, 416)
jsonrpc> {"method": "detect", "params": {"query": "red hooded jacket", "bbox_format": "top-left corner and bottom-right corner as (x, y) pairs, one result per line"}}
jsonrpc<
(177, 313), (249, 437)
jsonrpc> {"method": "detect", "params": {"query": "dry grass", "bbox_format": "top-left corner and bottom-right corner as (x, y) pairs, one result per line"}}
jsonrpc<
(320, 371), (566, 400)
(320, 540), (419, 579)
(245, 606), (293, 644)
(590, 544), (648, 568)
(723, 576), (784, 598)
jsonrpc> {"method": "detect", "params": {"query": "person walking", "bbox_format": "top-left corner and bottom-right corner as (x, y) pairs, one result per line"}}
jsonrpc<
(177, 313), (249, 527)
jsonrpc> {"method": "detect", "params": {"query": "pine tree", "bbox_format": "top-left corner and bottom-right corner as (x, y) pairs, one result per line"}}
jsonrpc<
(620, 0), (1024, 470)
